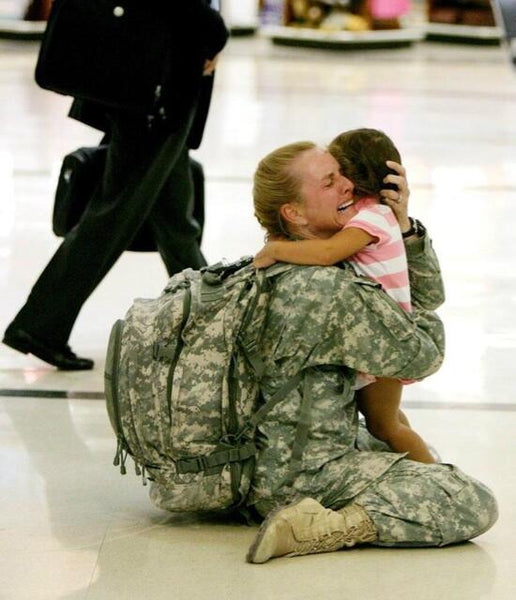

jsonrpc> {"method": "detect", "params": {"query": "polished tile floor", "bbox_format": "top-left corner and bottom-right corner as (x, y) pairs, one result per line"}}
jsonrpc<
(1, 32), (516, 599)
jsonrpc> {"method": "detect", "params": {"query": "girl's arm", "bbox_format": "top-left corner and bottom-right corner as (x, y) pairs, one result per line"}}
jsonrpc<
(254, 227), (374, 268)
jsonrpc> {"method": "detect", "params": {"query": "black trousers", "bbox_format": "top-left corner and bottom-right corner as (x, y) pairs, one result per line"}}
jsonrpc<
(9, 114), (206, 346)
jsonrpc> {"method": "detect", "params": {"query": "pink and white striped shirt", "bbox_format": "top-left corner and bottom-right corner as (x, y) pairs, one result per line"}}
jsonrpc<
(344, 197), (412, 313)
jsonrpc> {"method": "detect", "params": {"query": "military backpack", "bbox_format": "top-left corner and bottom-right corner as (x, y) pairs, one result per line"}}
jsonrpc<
(104, 257), (301, 514)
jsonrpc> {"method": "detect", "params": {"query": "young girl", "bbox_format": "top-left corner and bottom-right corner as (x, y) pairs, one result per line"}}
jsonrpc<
(253, 128), (436, 463)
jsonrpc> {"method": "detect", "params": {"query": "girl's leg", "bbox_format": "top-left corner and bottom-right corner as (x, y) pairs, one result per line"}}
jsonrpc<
(398, 408), (411, 427)
(357, 377), (436, 463)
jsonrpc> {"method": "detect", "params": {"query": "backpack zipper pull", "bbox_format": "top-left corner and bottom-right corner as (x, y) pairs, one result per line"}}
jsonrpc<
(113, 437), (123, 467)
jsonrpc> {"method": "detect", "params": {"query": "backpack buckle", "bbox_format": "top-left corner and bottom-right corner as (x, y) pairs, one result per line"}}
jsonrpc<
(153, 341), (176, 361)
(176, 455), (207, 474)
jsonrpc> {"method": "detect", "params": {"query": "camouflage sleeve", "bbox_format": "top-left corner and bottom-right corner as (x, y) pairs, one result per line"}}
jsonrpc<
(323, 270), (445, 381)
(404, 231), (445, 311)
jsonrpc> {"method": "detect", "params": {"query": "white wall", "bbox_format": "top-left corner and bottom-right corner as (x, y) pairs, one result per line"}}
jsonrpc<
(221, 0), (259, 27)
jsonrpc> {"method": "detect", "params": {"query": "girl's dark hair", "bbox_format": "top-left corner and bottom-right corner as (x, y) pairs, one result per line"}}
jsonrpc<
(328, 128), (401, 198)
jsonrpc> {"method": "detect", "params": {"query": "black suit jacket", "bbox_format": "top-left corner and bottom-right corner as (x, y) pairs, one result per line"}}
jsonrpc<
(68, 0), (228, 149)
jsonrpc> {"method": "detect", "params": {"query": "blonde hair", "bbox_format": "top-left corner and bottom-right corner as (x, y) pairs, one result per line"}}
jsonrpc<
(253, 141), (316, 238)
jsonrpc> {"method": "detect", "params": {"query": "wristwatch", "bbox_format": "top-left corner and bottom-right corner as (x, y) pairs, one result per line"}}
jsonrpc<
(402, 217), (425, 239)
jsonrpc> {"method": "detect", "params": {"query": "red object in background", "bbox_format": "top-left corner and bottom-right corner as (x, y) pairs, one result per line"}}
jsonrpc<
(369, 0), (410, 20)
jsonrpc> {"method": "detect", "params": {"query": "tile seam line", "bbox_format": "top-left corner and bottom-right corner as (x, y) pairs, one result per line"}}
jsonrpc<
(0, 389), (515, 411)
(0, 388), (105, 399)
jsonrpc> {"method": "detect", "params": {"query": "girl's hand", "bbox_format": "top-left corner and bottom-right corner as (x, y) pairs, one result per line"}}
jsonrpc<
(253, 243), (278, 269)
(381, 160), (411, 233)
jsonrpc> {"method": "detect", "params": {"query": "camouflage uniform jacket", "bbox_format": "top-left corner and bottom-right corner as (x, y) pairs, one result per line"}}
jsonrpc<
(248, 232), (445, 515)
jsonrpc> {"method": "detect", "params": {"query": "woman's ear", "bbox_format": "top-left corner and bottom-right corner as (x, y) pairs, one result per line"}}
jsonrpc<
(280, 203), (308, 227)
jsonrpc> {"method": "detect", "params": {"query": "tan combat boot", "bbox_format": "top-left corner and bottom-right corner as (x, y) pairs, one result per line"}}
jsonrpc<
(246, 498), (377, 564)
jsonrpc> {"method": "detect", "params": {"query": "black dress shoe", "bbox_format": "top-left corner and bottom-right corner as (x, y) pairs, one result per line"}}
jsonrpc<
(3, 328), (94, 371)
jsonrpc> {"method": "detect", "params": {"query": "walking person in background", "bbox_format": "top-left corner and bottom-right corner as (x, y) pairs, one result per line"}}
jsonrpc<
(3, 1), (228, 370)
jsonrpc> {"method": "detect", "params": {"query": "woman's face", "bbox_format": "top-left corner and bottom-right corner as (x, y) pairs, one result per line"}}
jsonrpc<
(290, 148), (355, 238)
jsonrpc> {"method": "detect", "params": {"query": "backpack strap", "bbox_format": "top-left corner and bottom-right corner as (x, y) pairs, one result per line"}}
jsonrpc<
(175, 441), (257, 474)
(201, 262), (270, 379)
(238, 337), (265, 380)
(237, 268), (269, 379)
(237, 262), (296, 379)
(201, 256), (254, 286)
(235, 370), (304, 440)
(282, 368), (314, 486)
(153, 281), (192, 360)
(174, 371), (304, 475)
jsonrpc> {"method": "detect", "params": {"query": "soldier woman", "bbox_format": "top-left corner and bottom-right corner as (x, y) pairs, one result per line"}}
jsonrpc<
(246, 141), (497, 563)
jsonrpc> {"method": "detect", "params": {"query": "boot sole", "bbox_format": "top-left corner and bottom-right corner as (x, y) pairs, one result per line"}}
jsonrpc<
(246, 498), (306, 564)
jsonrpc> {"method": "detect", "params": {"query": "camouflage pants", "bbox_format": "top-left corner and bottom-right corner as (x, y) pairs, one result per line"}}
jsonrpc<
(349, 460), (498, 547)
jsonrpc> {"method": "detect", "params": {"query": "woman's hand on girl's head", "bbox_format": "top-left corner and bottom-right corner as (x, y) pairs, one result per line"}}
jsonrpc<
(381, 160), (410, 232)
